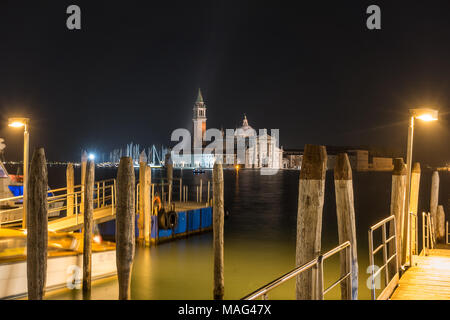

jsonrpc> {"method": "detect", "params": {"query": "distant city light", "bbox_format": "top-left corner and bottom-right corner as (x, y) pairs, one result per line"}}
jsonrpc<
(88, 153), (96, 160)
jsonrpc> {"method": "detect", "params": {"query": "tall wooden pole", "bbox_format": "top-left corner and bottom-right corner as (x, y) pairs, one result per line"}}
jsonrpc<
(295, 144), (327, 300)
(143, 165), (151, 246)
(436, 205), (446, 243)
(408, 163), (421, 257)
(27, 148), (48, 300)
(334, 153), (358, 300)
(81, 151), (87, 214)
(116, 157), (135, 300)
(138, 154), (147, 244)
(213, 162), (224, 300)
(83, 160), (95, 295)
(390, 158), (407, 269)
(430, 171), (439, 237)
(66, 163), (74, 216)
(22, 122), (29, 229)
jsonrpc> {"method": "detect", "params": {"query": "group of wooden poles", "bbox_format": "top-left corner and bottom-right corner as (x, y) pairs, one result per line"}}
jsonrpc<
(22, 144), (447, 300)
(294, 144), (447, 300)
(25, 148), (225, 300)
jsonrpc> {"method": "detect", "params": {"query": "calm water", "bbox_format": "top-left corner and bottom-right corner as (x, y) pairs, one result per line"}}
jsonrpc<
(8, 164), (449, 300)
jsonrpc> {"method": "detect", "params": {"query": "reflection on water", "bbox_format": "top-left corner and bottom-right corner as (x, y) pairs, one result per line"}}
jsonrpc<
(38, 167), (448, 300)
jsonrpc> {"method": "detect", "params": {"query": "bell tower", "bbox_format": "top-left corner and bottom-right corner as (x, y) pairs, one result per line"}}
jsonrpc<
(193, 88), (207, 165)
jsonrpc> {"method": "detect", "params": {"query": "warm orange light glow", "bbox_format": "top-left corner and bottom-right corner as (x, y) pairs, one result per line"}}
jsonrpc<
(416, 114), (437, 122)
(410, 108), (438, 122)
(8, 121), (25, 128)
(235, 165), (240, 170)
(8, 117), (29, 128)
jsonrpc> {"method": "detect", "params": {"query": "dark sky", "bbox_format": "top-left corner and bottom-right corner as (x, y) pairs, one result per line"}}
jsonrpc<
(0, 1), (449, 166)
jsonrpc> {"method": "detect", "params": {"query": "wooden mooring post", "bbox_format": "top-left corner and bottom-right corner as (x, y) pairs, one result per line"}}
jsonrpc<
(408, 163), (421, 258)
(334, 153), (358, 300)
(430, 171), (439, 237)
(27, 148), (48, 300)
(437, 205), (446, 243)
(83, 160), (95, 296)
(116, 157), (136, 300)
(138, 152), (147, 244)
(66, 163), (74, 216)
(390, 158), (407, 269)
(81, 151), (87, 214)
(213, 162), (225, 300)
(295, 144), (327, 300)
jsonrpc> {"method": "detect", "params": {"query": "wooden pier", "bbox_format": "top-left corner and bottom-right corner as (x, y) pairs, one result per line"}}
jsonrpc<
(390, 244), (450, 300)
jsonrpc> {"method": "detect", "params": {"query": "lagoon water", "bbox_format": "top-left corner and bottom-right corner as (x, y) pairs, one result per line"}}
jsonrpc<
(7, 164), (448, 300)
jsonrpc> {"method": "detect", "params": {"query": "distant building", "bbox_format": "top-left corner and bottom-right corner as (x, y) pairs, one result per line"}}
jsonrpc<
(283, 146), (392, 172)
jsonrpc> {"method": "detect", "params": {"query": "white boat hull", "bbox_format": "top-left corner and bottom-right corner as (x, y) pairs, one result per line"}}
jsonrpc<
(0, 250), (116, 299)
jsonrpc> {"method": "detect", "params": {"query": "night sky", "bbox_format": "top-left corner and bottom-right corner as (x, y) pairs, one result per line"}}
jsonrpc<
(0, 1), (449, 166)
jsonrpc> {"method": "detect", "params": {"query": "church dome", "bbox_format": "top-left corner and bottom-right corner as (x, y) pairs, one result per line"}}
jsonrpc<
(235, 115), (256, 137)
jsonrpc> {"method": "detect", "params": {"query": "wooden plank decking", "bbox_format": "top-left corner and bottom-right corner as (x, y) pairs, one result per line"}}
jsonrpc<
(390, 245), (450, 300)
(48, 206), (116, 232)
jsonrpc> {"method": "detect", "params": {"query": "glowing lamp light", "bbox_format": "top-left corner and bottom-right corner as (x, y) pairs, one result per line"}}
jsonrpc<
(410, 108), (438, 122)
(88, 153), (95, 160)
(8, 118), (29, 128)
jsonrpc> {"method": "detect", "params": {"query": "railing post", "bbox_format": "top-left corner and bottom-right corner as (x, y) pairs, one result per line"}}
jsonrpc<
(316, 255), (324, 300)
(207, 180), (210, 204)
(382, 223), (389, 286)
(368, 229), (376, 300)
(200, 179), (203, 203)
(179, 179), (182, 202)
(75, 191), (79, 224)
(346, 245), (352, 299)
(97, 182), (100, 209)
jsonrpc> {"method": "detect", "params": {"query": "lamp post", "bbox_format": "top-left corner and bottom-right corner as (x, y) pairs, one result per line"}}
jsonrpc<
(8, 117), (30, 229)
(405, 108), (438, 267)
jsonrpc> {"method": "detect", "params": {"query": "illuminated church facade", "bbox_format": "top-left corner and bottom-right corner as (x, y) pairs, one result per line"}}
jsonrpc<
(174, 89), (283, 169)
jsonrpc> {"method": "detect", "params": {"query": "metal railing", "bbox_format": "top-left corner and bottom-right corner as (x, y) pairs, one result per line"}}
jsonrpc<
(241, 241), (352, 300)
(0, 179), (116, 227)
(137, 178), (212, 210)
(368, 215), (398, 300)
(446, 221), (449, 245)
(422, 212), (435, 255)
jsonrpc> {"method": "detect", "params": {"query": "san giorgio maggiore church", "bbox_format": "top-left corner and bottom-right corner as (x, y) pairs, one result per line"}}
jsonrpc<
(171, 89), (283, 169)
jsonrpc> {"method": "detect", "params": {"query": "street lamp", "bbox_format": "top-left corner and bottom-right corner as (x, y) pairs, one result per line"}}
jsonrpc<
(405, 108), (438, 266)
(8, 117), (30, 229)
